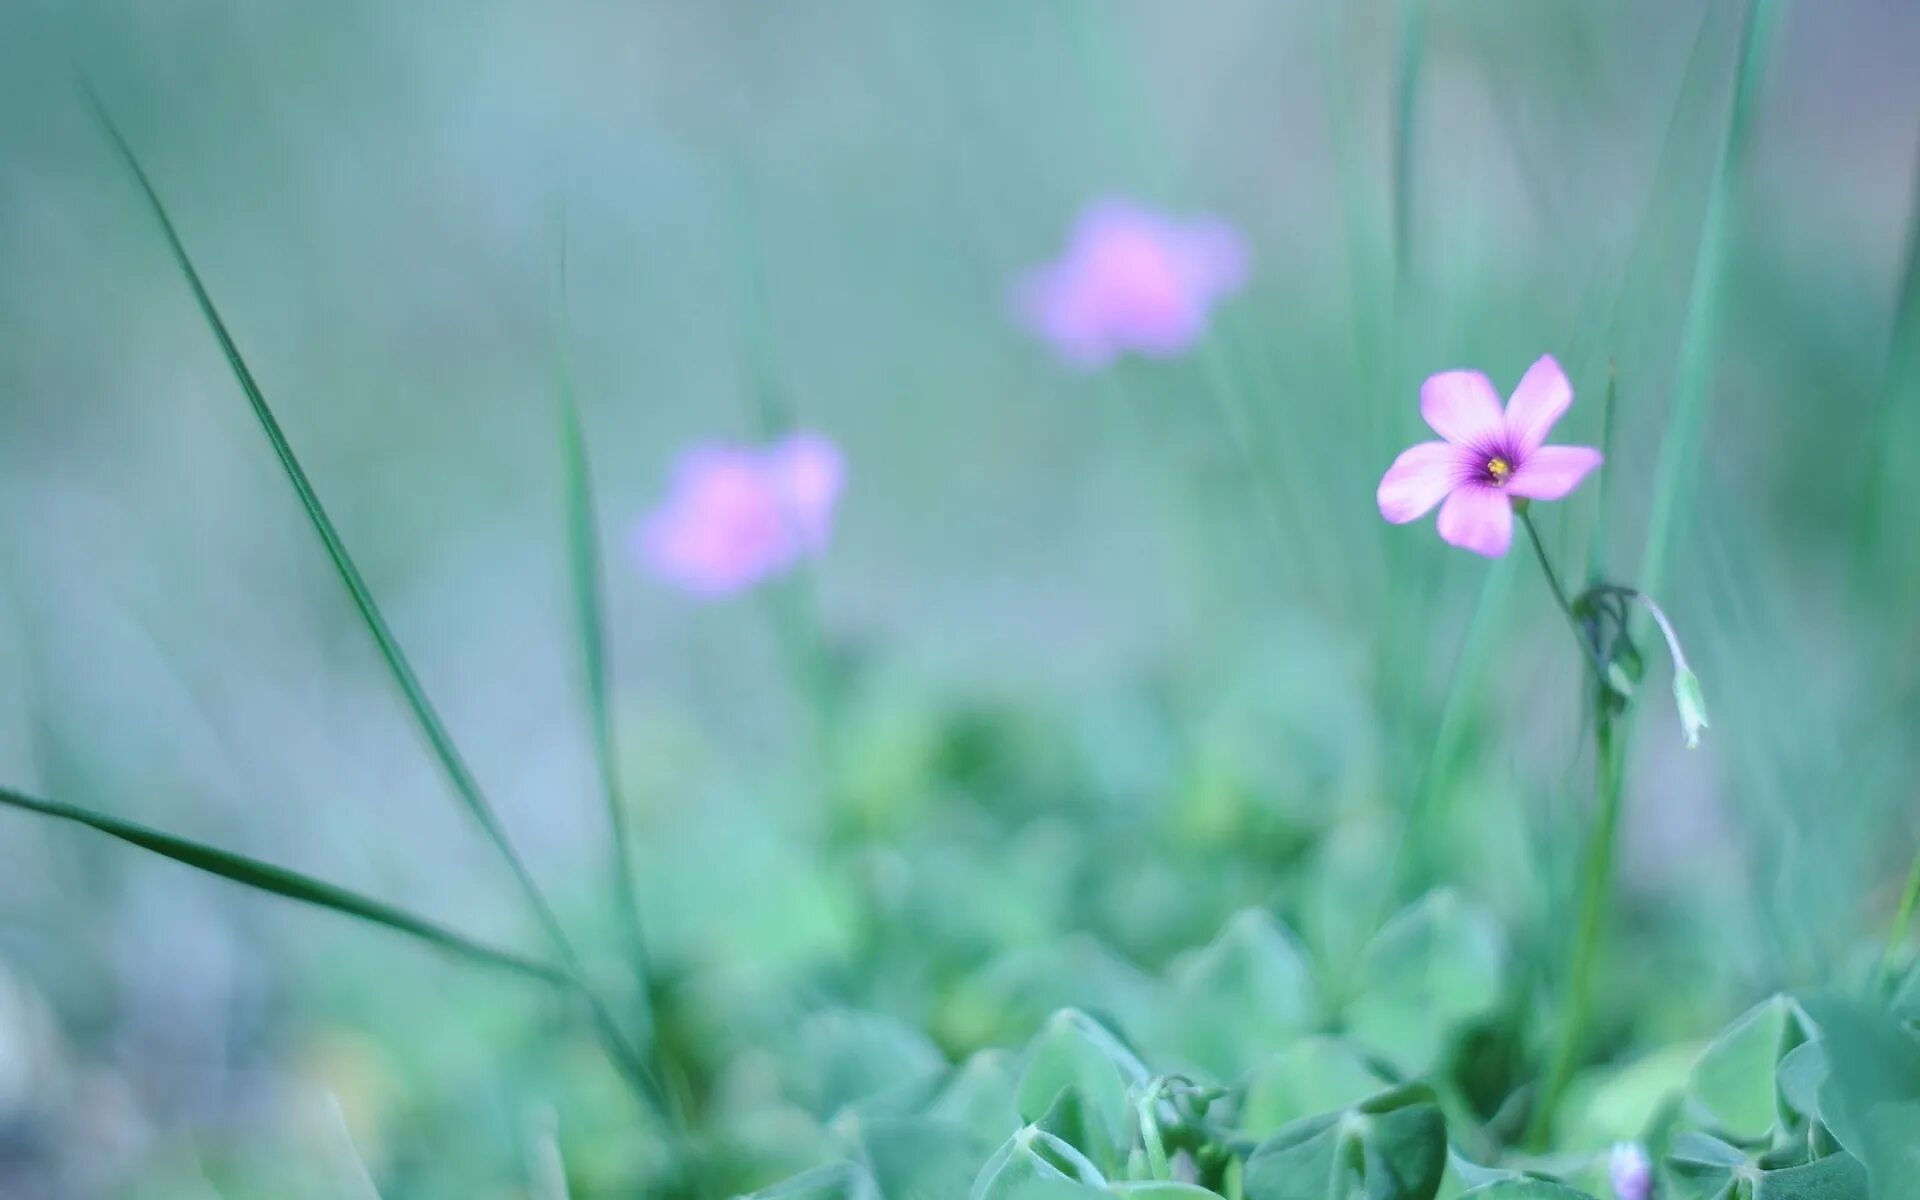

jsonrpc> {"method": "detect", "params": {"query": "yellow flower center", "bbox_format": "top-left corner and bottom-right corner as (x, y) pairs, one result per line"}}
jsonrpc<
(1486, 457), (1513, 484)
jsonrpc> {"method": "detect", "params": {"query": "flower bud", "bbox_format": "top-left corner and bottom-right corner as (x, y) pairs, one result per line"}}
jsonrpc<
(1609, 1141), (1652, 1200)
(1673, 667), (1709, 749)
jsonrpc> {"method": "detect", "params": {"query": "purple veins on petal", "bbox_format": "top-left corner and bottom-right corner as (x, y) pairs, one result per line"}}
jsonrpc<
(636, 432), (845, 598)
(1436, 484), (1514, 558)
(1377, 442), (1459, 524)
(1378, 353), (1602, 557)
(1504, 354), (1576, 454)
(1505, 445), (1604, 501)
(1015, 199), (1248, 369)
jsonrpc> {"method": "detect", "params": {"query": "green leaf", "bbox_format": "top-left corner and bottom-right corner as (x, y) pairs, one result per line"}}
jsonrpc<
(1457, 1183), (1596, 1200)
(849, 1116), (987, 1200)
(83, 91), (668, 1115)
(1161, 909), (1318, 1079)
(1685, 995), (1811, 1144)
(744, 1162), (882, 1200)
(943, 938), (1165, 1053)
(1016, 1010), (1144, 1172)
(1345, 890), (1506, 1075)
(1555, 1042), (1697, 1150)
(1243, 1111), (1343, 1200)
(1238, 1037), (1387, 1137)
(973, 1127), (1108, 1200)
(1803, 995), (1920, 1192)
(1666, 1132), (1868, 1200)
(1243, 1083), (1447, 1200)
(0, 786), (566, 986)
(929, 1050), (1026, 1147)
(1775, 1040), (1829, 1129)
(1632, 0), (1786, 606)
(784, 1010), (946, 1120)
(1108, 1185), (1222, 1198)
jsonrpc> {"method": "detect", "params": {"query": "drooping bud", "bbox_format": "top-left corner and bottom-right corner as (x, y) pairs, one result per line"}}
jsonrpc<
(1598, 586), (1708, 750)
(1674, 667), (1709, 750)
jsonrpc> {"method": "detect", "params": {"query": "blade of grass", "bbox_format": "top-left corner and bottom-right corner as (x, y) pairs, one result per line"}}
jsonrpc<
(1391, 0), (1429, 289)
(0, 785), (568, 986)
(1849, 135), (1920, 601)
(84, 90), (671, 1119)
(552, 231), (653, 993)
(551, 231), (687, 1130)
(1633, 0), (1785, 606)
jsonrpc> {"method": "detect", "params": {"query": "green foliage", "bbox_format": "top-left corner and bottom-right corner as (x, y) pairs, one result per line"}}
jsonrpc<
(1160, 910), (1318, 1079)
(1242, 1083), (1447, 1200)
(1683, 996), (1813, 1145)
(1344, 890), (1506, 1076)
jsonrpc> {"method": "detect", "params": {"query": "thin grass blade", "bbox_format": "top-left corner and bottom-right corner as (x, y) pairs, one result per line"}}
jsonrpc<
(82, 89), (530, 903)
(0, 786), (567, 985)
(84, 92), (672, 1119)
(551, 232), (655, 995)
(1633, 0), (1786, 605)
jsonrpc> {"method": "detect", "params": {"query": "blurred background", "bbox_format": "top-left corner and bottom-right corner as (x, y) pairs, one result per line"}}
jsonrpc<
(1, 1), (1917, 1196)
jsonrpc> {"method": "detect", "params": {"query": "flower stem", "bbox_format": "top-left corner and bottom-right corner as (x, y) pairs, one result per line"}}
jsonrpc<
(1529, 706), (1626, 1148)
(1519, 507), (1606, 680)
(1516, 504), (1626, 1147)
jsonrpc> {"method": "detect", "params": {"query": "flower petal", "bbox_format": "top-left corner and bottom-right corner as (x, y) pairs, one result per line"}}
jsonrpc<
(768, 432), (846, 549)
(1377, 442), (1461, 524)
(1436, 485), (1513, 557)
(1504, 355), (1574, 454)
(1420, 371), (1505, 445)
(1507, 445), (1603, 501)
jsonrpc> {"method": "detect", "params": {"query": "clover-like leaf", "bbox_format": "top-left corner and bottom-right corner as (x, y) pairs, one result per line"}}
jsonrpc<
(1345, 890), (1506, 1075)
(1242, 1082), (1447, 1200)
(1239, 1037), (1387, 1137)
(784, 1009), (948, 1120)
(848, 1115), (992, 1200)
(1666, 1131), (1868, 1200)
(972, 1126), (1108, 1200)
(1685, 996), (1813, 1145)
(1161, 909), (1319, 1079)
(1016, 1009), (1148, 1172)
(1458, 1182), (1597, 1200)
(743, 1161), (882, 1200)
(1803, 994), (1920, 1193)
(930, 1050), (1027, 1147)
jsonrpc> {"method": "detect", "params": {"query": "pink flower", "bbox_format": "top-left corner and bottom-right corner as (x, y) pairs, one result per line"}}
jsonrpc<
(1016, 199), (1248, 369)
(1608, 1142), (1652, 1200)
(1376, 355), (1603, 557)
(635, 432), (844, 597)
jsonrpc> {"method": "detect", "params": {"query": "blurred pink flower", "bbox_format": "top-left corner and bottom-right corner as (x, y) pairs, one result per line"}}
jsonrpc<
(1376, 355), (1602, 557)
(636, 432), (844, 597)
(1016, 200), (1248, 369)
(1608, 1142), (1652, 1200)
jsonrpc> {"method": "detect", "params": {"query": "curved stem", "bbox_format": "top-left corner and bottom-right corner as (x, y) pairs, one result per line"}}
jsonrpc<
(1519, 508), (1607, 681)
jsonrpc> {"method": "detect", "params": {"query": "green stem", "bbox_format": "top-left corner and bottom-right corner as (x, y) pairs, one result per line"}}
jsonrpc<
(1519, 508), (1606, 681)
(1515, 506), (1627, 1146)
(1528, 709), (1625, 1147)
(1881, 849), (1920, 990)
